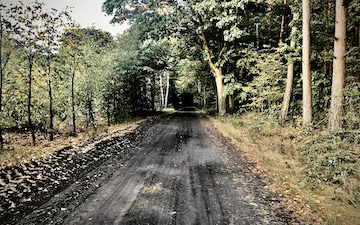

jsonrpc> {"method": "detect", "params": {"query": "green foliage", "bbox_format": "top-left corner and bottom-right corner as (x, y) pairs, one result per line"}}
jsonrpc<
(237, 49), (286, 116)
(302, 135), (357, 185)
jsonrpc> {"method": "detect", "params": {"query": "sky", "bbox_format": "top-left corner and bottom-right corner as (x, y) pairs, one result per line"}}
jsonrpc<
(2, 0), (130, 37)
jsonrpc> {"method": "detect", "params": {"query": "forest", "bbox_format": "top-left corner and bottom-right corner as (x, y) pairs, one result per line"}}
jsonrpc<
(0, 0), (359, 224)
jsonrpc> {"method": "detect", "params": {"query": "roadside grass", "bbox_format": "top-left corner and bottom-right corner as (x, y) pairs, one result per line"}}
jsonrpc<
(209, 113), (359, 225)
(162, 107), (176, 113)
(0, 116), (148, 169)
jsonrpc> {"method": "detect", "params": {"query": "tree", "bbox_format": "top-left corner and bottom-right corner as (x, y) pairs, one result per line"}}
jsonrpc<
(177, 0), (265, 116)
(13, 1), (45, 145)
(328, 0), (347, 131)
(0, 4), (13, 150)
(279, 1), (299, 123)
(38, 7), (71, 140)
(60, 25), (82, 136)
(302, 0), (312, 125)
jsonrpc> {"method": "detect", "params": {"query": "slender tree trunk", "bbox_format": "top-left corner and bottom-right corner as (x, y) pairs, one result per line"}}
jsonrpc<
(159, 74), (164, 108)
(151, 73), (155, 112)
(88, 91), (95, 128)
(197, 80), (202, 107)
(229, 94), (235, 114)
(302, 0), (312, 125)
(112, 94), (116, 123)
(106, 98), (111, 126)
(47, 58), (54, 141)
(203, 86), (207, 109)
(28, 56), (36, 145)
(164, 74), (170, 108)
(279, 0), (288, 44)
(279, 11), (298, 123)
(256, 23), (260, 49)
(329, 0), (347, 131)
(71, 61), (76, 136)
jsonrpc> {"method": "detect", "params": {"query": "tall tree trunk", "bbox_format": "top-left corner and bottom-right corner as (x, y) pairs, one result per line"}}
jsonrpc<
(279, 11), (298, 123)
(329, 0), (347, 131)
(159, 74), (164, 108)
(279, 0), (288, 44)
(28, 56), (36, 145)
(302, 0), (312, 125)
(47, 58), (54, 141)
(164, 74), (170, 108)
(71, 60), (76, 136)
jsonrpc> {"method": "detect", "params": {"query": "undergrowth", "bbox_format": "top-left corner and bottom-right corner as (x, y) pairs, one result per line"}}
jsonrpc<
(210, 113), (360, 225)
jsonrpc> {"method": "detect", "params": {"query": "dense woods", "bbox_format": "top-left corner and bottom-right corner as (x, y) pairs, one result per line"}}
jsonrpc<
(0, 0), (359, 223)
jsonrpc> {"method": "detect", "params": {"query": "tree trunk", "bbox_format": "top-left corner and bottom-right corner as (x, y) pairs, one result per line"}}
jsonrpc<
(71, 63), (76, 136)
(47, 59), (54, 141)
(229, 94), (235, 114)
(302, 0), (312, 125)
(215, 69), (226, 116)
(198, 31), (227, 115)
(88, 91), (95, 128)
(279, 12), (298, 124)
(279, 0), (288, 44)
(28, 56), (36, 145)
(256, 23), (260, 49)
(329, 0), (347, 131)
(107, 98), (111, 126)
(151, 73), (155, 112)
(159, 74), (164, 108)
(164, 74), (170, 108)
(112, 94), (116, 123)
(203, 86), (207, 109)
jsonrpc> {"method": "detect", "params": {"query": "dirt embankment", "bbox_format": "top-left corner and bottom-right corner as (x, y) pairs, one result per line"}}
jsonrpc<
(0, 116), (161, 224)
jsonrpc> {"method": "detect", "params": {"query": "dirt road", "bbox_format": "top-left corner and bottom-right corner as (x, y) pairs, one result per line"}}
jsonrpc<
(14, 110), (300, 225)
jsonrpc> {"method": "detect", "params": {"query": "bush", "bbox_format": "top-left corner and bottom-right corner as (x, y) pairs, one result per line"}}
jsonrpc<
(301, 135), (357, 185)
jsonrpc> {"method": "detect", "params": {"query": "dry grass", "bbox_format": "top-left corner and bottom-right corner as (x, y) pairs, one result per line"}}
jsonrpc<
(209, 113), (360, 225)
(0, 117), (148, 169)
